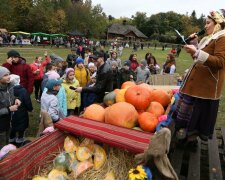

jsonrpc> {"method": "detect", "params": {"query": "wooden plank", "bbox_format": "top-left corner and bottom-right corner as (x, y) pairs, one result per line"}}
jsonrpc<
(221, 126), (225, 150)
(187, 140), (201, 180)
(208, 131), (223, 180)
(170, 148), (184, 178)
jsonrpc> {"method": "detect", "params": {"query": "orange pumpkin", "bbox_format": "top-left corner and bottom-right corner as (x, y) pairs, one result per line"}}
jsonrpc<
(151, 89), (171, 107)
(121, 81), (136, 89)
(166, 89), (174, 99)
(113, 88), (120, 94)
(105, 102), (138, 128)
(138, 83), (154, 93)
(146, 101), (165, 117)
(125, 85), (152, 111)
(138, 112), (158, 132)
(83, 104), (105, 122)
(115, 89), (127, 103)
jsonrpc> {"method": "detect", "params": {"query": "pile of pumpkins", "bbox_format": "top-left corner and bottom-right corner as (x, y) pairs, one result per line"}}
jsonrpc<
(33, 136), (112, 180)
(83, 81), (175, 133)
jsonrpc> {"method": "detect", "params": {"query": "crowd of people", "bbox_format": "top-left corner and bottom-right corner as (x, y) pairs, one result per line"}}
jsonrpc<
(0, 46), (178, 148)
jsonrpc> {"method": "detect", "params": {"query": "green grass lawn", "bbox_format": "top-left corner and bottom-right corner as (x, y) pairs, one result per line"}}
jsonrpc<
(0, 45), (224, 137)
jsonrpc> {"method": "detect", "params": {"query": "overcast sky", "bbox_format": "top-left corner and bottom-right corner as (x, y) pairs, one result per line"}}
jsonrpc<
(91, 0), (224, 18)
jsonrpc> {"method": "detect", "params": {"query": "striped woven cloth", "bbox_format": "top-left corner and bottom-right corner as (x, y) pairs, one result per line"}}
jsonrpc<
(0, 130), (65, 180)
(55, 116), (152, 153)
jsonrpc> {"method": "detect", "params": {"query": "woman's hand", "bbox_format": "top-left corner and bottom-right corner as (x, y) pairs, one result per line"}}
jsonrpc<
(183, 45), (197, 56)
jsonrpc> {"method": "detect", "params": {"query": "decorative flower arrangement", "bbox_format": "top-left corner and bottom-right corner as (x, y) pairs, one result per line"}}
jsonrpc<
(128, 165), (152, 180)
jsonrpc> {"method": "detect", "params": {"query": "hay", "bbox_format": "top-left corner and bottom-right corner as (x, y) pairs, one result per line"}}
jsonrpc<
(76, 145), (135, 180)
(32, 148), (61, 178)
(35, 145), (136, 180)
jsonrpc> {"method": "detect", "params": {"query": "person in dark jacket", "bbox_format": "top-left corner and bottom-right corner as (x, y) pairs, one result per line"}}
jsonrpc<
(119, 61), (136, 87)
(2, 50), (34, 94)
(82, 76), (97, 108)
(75, 52), (113, 103)
(9, 75), (33, 146)
(0, 67), (21, 148)
(111, 61), (120, 89)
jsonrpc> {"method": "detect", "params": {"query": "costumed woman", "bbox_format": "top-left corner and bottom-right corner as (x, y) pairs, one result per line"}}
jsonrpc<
(174, 10), (225, 143)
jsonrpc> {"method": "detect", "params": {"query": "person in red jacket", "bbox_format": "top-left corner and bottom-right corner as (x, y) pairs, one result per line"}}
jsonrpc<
(128, 53), (139, 71)
(2, 50), (34, 94)
(30, 51), (51, 102)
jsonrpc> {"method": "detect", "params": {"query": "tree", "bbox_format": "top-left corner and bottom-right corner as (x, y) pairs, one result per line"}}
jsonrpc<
(131, 12), (147, 32)
(108, 15), (114, 21)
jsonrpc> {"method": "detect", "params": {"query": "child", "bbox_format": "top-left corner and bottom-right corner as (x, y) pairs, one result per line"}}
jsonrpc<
(148, 56), (160, 74)
(41, 63), (57, 91)
(88, 62), (97, 77)
(74, 57), (90, 87)
(30, 51), (51, 102)
(119, 61), (136, 87)
(62, 68), (81, 116)
(111, 61), (120, 89)
(41, 79), (65, 123)
(0, 67), (21, 148)
(106, 51), (122, 69)
(9, 74), (33, 146)
(162, 54), (176, 74)
(128, 54), (139, 71)
(136, 60), (150, 84)
(42, 71), (67, 117)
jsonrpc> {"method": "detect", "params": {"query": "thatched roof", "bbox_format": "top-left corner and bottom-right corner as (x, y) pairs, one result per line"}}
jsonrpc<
(108, 24), (147, 38)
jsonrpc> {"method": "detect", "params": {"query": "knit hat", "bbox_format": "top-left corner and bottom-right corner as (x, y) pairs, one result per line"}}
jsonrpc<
(111, 61), (118, 67)
(0, 66), (10, 79)
(65, 68), (74, 76)
(124, 60), (130, 66)
(140, 60), (147, 66)
(76, 57), (84, 64)
(46, 79), (62, 91)
(7, 50), (20, 58)
(10, 74), (20, 86)
(46, 71), (60, 80)
(88, 62), (95, 68)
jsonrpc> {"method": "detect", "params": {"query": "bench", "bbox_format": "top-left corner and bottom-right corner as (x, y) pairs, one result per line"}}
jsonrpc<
(167, 126), (225, 180)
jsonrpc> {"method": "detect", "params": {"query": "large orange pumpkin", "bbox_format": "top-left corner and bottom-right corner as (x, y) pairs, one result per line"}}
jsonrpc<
(138, 112), (158, 132)
(138, 83), (154, 93)
(121, 81), (136, 89)
(83, 104), (105, 122)
(146, 101), (165, 117)
(115, 89), (127, 103)
(105, 102), (138, 128)
(151, 89), (171, 107)
(125, 85), (152, 111)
